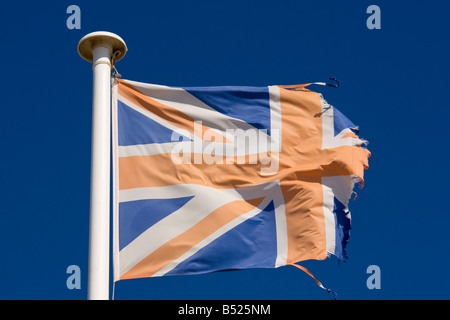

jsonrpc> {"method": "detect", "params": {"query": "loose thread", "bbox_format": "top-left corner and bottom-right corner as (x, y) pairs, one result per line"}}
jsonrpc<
(290, 263), (338, 300)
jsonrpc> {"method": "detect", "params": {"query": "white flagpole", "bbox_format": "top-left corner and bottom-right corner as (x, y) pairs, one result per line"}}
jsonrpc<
(78, 32), (127, 300)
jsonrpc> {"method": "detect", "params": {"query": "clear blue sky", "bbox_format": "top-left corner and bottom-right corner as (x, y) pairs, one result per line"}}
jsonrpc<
(1, 0), (449, 300)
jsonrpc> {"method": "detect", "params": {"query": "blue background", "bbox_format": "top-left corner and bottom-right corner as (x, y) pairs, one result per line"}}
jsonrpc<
(1, 0), (449, 300)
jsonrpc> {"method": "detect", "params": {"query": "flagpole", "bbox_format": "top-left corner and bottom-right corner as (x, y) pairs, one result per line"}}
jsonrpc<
(78, 32), (127, 300)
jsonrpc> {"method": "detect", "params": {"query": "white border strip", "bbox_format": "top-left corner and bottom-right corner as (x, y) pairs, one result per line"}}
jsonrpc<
(112, 80), (121, 282)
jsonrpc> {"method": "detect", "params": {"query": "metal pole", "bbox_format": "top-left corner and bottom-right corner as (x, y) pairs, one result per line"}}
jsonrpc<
(78, 32), (127, 300)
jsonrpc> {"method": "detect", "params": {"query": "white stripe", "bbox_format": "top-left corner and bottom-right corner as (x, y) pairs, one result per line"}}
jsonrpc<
(325, 127), (367, 148)
(322, 175), (355, 208)
(320, 94), (337, 255)
(120, 184), (224, 202)
(119, 142), (188, 157)
(272, 185), (288, 267)
(322, 181), (336, 255)
(320, 94), (335, 150)
(119, 181), (282, 203)
(268, 86), (282, 152)
(118, 140), (276, 158)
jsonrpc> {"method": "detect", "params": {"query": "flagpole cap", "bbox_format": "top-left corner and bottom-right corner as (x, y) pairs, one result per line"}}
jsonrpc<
(78, 31), (127, 63)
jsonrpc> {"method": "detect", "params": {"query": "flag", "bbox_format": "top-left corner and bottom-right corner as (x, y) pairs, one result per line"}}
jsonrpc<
(112, 78), (370, 282)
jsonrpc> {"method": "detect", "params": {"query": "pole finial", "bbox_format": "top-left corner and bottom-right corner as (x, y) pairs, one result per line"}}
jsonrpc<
(78, 31), (127, 63)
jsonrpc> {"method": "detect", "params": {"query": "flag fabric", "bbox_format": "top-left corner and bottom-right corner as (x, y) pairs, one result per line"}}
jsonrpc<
(112, 78), (370, 282)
